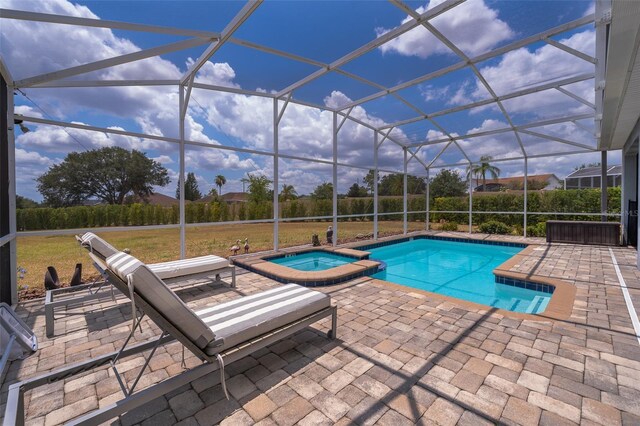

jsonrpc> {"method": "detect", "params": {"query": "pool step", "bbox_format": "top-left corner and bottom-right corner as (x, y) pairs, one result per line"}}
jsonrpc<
(509, 298), (522, 312)
(525, 296), (551, 314)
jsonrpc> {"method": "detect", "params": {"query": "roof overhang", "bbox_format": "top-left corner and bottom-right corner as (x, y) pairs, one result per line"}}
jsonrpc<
(598, 0), (640, 151)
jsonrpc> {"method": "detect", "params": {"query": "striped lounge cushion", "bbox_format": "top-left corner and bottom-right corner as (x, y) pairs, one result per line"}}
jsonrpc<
(197, 284), (331, 355)
(79, 232), (118, 260)
(149, 255), (229, 280)
(106, 251), (217, 349)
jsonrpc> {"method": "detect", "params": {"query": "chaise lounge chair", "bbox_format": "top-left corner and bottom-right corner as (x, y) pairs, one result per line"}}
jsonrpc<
(44, 232), (236, 337)
(4, 251), (337, 425)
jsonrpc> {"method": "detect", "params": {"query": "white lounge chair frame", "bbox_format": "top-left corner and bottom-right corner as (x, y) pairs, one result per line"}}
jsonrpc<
(5, 253), (336, 426)
(44, 235), (236, 337)
(0, 303), (37, 386)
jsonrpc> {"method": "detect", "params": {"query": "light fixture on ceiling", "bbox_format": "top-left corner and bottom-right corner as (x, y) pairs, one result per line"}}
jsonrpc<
(13, 119), (30, 133)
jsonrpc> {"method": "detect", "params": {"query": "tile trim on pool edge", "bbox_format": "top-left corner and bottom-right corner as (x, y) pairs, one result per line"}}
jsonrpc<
(263, 248), (366, 262)
(354, 234), (527, 252)
(233, 252), (379, 287)
(491, 244), (576, 321)
(234, 233), (576, 321)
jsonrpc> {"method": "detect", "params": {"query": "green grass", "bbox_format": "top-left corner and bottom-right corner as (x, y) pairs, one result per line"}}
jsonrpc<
(17, 220), (426, 298)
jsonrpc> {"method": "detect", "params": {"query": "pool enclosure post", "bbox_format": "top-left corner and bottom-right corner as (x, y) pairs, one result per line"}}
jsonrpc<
(373, 132), (379, 240)
(524, 157), (528, 237)
(0, 73), (17, 304)
(273, 98), (280, 251)
(426, 168), (430, 231)
(403, 147), (408, 235)
(468, 161), (473, 233)
(178, 85), (186, 259)
(600, 151), (607, 213)
(332, 112), (338, 246)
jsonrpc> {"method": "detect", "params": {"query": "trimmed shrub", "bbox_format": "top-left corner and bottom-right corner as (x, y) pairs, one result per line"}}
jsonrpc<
(478, 220), (511, 234)
(14, 187), (620, 231)
(527, 222), (547, 237)
(441, 222), (459, 232)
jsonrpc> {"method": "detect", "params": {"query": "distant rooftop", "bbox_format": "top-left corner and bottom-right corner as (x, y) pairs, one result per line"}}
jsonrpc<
(566, 165), (622, 178)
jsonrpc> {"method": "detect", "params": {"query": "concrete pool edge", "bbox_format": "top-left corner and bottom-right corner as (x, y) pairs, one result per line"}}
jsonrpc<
(493, 244), (577, 321)
(232, 232), (576, 321)
(357, 240), (575, 321)
(232, 247), (379, 286)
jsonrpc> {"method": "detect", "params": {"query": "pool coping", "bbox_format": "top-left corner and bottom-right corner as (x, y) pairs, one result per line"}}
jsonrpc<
(233, 232), (576, 321)
(351, 234), (575, 321)
(233, 247), (379, 286)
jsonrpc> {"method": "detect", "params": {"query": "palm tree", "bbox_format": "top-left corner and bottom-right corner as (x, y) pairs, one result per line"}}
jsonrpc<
(279, 184), (298, 201)
(215, 175), (226, 195)
(467, 155), (501, 190)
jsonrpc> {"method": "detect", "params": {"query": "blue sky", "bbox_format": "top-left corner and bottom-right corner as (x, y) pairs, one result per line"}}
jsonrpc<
(1, 0), (617, 201)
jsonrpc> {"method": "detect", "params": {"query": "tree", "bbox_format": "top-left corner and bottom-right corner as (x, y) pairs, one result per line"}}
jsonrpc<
(378, 173), (425, 196)
(176, 172), (202, 201)
(37, 147), (169, 207)
(467, 155), (501, 190)
(574, 162), (601, 171)
(246, 174), (272, 203)
(347, 183), (368, 197)
(16, 195), (39, 209)
(363, 170), (379, 194)
(311, 182), (333, 200)
(240, 177), (250, 193)
(429, 169), (467, 199)
(207, 187), (219, 198)
(279, 184), (298, 201)
(215, 174), (226, 195)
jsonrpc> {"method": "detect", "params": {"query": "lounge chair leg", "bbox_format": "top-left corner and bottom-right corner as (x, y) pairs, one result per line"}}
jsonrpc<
(328, 305), (338, 340)
(45, 297), (54, 338)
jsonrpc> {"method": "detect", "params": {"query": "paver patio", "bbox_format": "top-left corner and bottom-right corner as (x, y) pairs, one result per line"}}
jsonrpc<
(2, 231), (639, 425)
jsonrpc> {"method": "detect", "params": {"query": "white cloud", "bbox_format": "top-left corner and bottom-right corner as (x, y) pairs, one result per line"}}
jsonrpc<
(14, 148), (57, 199)
(472, 30), (595, 118)
(376, 0), (514, 59)
(3, 0), (606, 200)
(152, 155), (174, 165)
(15, 122), (137, 152)
(14, 105), (43, 119)
(190, 60), (239, 88)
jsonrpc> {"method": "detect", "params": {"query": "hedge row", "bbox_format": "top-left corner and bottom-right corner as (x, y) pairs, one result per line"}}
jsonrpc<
(430, 187), (621, 227)
(16, 188), (619, 231)
(17, 197), (425, 230)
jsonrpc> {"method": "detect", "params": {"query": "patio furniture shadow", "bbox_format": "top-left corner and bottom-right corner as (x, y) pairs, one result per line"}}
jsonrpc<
(343, 306), (502, 424)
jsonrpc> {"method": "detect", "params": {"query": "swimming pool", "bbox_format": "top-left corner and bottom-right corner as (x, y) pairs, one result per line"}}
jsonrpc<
(269, 251), (353, 271)
(367, 238), (552, 314)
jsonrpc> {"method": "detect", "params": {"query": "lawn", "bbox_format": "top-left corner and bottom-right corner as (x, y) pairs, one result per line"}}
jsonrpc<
(16, 220), (429, 297)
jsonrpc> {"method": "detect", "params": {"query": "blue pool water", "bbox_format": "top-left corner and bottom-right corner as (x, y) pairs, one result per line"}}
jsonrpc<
(270, 251), (352, 271)
(369, 239), (551, 314)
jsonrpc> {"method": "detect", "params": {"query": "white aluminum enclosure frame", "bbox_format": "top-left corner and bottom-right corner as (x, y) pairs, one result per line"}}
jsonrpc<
(0, 0), (618, 301)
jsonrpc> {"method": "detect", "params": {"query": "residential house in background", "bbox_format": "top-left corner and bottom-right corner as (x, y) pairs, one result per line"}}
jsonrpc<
(564, 165), (622, 189)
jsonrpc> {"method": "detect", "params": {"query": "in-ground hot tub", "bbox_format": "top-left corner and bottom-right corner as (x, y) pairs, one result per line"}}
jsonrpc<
(269, 251), (354, 271)
(234, 248), (381, 286)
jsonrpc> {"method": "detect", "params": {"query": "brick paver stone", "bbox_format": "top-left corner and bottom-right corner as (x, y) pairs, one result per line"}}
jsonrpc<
(528, 391), (581, 423)
(168, 390), (204, 420)
(298, 410), (332, 426)
(310, 391), (351, 422)
(582, 397), (622, 426)
(320, 370), (355, 394)
(423, 397), (464, 426)
(243, 394), (277, 422)
(517, 370), (550, 393)
(271, 396), (314, 426)
(502, 396), (542, 426)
